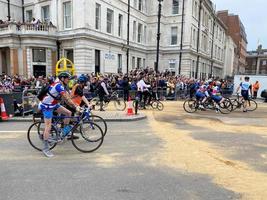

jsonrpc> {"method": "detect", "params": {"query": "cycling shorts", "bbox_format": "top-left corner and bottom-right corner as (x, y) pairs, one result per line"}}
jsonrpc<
(195, 91), (206, 100)
(211, 95), (222, 103)
(241, 90), (249, 100)
(38, 103), (61, 119)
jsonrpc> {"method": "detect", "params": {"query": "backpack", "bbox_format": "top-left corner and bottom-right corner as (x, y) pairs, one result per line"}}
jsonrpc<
(37, 84), (58, 101)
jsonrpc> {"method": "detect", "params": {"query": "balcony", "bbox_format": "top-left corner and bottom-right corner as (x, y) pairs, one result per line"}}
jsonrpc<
(0, 22), (57, 37)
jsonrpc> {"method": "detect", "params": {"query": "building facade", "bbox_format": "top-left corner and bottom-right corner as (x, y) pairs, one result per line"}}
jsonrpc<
(0, 0), (233, 79)
(223, 35), (236, 77)
(246, 46), (267, 75)
(217, 10), (248, 75)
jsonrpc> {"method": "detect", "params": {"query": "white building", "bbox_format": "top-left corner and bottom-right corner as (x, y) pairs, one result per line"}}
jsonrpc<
(0, 0), (233, 79)
(223, 35), (236, 77)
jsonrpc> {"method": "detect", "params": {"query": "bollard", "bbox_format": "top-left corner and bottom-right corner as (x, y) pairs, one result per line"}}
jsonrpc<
(134, 96), (139, 115)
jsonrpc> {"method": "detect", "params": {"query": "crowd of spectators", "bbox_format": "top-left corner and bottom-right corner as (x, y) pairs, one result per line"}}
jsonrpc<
(0, 68), (234, 100)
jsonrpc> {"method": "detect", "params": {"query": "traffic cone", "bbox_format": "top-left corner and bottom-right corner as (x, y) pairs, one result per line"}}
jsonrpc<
(0, 98), (9, 120)
(126, 96), (134, 116)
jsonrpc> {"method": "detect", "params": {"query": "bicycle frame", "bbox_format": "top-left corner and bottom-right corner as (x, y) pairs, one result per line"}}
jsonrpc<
(51, 108), (93, 138)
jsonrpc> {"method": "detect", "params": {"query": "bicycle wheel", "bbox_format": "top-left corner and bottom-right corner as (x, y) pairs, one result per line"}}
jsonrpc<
(230, 99), (239, 111)
(183, 99), (197, 113)
(132, 100), (136, 108)
(71, 122), (104, 153)
(91, 97), (101, 110)
(151, 101), (158, 109)
(27, 122), (57, 151)
(87, 114), (107, 136)
(219, 99), (233, 114)
(246, 100), (257, 111)
(114, 98), (126, 111)
(157, 102), (164, 111)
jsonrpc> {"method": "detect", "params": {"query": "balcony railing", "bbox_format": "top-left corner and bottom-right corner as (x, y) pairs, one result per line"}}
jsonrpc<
(0, 22), (57, 36)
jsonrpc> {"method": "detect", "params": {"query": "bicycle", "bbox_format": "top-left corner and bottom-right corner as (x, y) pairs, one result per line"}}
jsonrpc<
(28, 108), (104, 153)
(133, 89), (164, 111)
(91, 91), (126, 111)
(230, 93), (257, 111)
(33, 107), (108, 136)
(183, 97), (233, 114)
(133, 99), (164, 111)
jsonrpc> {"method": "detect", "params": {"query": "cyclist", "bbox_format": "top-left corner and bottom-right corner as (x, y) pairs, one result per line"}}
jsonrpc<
(38, 71), (82, 158)
(71, 74), (92, 108)
(195, 82), (210, 109)
(97, 76), (110, 111)
(211, 81), (225, 112)
(236, 76), (252, 112)
(137, 75), (151, 109)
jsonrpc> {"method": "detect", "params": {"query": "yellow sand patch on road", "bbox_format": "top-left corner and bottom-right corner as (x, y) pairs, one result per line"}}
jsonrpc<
(147, 111), (267, 200)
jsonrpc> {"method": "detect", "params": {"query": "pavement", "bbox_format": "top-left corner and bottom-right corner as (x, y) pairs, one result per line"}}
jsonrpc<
(5, 110), (146, 122)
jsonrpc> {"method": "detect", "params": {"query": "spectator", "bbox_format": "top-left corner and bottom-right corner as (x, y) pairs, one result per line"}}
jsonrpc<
(253, 81), (260, 99)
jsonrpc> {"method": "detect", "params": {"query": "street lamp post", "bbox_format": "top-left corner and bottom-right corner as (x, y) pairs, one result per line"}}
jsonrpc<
(155, 0), (163, 73)
(22, 0), (25, 23)
(178, 0), (185, 75)
(195, 0), (203, 79)
(126, 0), (130, 74)
(7, 0), (11, 21)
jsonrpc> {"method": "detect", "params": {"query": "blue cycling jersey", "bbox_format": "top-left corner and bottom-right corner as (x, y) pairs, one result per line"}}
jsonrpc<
(240, 82), (251, 91)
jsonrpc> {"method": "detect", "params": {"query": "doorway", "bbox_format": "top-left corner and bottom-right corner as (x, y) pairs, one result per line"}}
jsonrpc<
(95, 50), (100, 74)
(33, 65), (46, 77)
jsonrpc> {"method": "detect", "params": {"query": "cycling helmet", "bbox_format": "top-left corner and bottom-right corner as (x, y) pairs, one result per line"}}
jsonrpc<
(78, 74), (88, 83)
(58, 71), (71, 79)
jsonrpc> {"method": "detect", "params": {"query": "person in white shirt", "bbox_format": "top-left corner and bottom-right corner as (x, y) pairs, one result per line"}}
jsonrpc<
(137, 75), (150, 109)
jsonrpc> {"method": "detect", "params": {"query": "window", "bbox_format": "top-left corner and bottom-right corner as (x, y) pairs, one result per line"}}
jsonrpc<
(138, 0), (142, 11)
(262, 60), (267, 66)
(137, 23), (143, 43)
(172, 0), (179, 14)
(26, 10), (32, 22)
(63, 1), (72, 29)
(64, 49), (73, 63)
(143, 0), (147, 13)
(194, 2), (198, 18)
(171, 27), (178, 45)
(143, 58), (146, 68)
(132, 57), (135, 68)
(201, 10), (205, 25)
(191, 60), (195, 78)
(137, 58), (142, 68)
(203, 35), (207, 51)
(95, 3), (101, 30)
(169, 62), (176, 71)
(118, 14), (123, 37)
(32, 48), (46, 62)
(106, 9), (114, 34)
(134, 0), (137, 8)
(133, 21), (136, 41)
(193, 29), (196, 47)
(144, 26), (147, 44)
(41, 5), (50, 22)
(118, 54), (122, 73)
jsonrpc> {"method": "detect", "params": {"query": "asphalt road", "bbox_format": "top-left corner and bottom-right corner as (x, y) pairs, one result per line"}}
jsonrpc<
(1, 101), (267, 200)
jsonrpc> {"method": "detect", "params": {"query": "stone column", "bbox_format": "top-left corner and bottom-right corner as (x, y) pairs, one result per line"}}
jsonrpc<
(10, 48), (19, 75)
(51, 50), (57, 75)
(256, 57), (260, 74)
(74, 39), (93, 74)
(23, 48), (28, 77)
